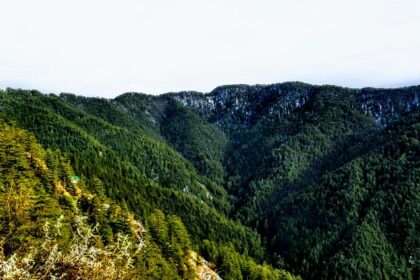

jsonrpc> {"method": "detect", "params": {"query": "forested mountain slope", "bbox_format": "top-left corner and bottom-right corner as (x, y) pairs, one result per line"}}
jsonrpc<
(115, 83), (419, 280)
(0, 88), (298, 280)
(0, 82), (418, 279)
(0, 116), (194, 279)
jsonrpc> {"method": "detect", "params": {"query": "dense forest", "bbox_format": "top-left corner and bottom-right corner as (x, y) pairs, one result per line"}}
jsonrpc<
(0, 82), (418, 279)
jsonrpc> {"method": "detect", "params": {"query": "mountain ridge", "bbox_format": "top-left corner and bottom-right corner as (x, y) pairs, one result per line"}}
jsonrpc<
(1, 82), (419, 279)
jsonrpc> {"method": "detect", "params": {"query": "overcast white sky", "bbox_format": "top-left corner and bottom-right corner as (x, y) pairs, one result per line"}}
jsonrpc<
(0, 0), (419, 97)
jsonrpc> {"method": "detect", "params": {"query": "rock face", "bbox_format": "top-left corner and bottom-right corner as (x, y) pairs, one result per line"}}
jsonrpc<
(169, 83), (420, 131)
(188, 251), (222, 280)
(358, 87), (420, 126)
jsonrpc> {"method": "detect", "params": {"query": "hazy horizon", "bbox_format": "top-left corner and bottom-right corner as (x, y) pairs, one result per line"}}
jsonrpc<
(1, 0), (419, 98)
(2, 80), (420, 99)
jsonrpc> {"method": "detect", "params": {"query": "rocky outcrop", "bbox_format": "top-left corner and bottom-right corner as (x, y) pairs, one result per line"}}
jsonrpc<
(170, 83), (420, 130)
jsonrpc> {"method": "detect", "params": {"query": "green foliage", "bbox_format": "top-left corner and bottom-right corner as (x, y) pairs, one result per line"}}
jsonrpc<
(0, 117), (144, 277)
(200, 240), (300, 280)
(0, 88), (289, 279)
(161, 100), (227, 184)
(263, 109), (420, 279)
(1, 83), (418, 279)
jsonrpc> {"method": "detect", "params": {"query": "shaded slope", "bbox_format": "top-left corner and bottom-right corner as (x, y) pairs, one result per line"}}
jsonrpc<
(0, 88), (295, 279)
(264, 109), (420, 279)
(2, 81), (418, 279)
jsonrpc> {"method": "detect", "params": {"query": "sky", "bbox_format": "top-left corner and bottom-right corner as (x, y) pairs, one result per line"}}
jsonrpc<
(0, 0), (419, 97)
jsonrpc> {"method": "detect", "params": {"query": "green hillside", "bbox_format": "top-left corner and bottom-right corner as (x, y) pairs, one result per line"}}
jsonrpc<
(0, 88), (298, 280)
(0, 83), (418, 279)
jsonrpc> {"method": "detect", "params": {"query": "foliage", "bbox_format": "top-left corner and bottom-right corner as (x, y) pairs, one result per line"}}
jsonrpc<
(0, 215), (144, 279)
(0, 89), (290, 279)
(1, 83), (418, 279)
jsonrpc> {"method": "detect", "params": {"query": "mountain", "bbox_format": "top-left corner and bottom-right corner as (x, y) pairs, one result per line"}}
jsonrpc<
(0, 88), (298, 279)
(0, 115), (216, 279)
(0, 82), (418, 279)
